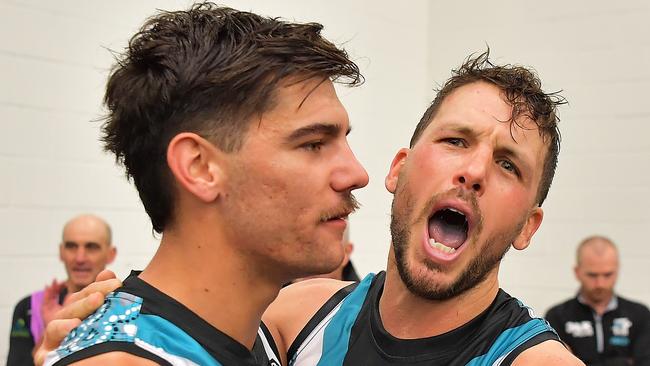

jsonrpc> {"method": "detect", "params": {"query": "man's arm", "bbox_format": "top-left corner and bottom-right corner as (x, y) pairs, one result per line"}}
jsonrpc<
(7, 296), (35, 366)
(262, 278), (351, 366)
(512, 340), (585, 366)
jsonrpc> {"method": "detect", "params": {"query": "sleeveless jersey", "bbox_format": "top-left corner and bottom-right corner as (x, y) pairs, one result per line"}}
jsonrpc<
(288, 271), (560, 366)
(44, 271), (280, 366)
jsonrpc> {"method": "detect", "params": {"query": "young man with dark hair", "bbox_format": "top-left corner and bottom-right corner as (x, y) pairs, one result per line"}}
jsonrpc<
(41, 3), (368, 365)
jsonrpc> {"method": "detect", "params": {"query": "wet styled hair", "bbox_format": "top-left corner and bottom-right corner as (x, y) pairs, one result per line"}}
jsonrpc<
(102, 2), (363, 232)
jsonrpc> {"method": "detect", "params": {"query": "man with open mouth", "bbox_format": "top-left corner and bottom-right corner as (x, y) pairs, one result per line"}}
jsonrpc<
(264, 50), (583, 366)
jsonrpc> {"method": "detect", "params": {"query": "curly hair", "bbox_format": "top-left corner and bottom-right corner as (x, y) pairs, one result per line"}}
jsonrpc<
(409, 50), (566, 206)
(102, 3), (363, 233)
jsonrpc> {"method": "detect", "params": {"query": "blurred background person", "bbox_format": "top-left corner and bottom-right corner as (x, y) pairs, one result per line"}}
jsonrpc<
(546, 236), (650, 366)
(7, 214), (116, 366)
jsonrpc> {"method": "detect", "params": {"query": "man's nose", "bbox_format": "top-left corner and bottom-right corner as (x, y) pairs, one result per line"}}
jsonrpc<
(453, 148), (489, 196)
(331, 143), (369, 192)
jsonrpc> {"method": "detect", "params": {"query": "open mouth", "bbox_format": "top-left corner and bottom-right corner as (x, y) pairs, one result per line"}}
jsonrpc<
(428, 208), (469, 254)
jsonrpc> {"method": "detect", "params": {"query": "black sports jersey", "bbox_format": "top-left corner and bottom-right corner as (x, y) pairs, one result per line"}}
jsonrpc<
(44, 271), (280, 366)
(8, 287), (67, 366)
(288, 271), (560, 365)
(545, 295), (650, 366)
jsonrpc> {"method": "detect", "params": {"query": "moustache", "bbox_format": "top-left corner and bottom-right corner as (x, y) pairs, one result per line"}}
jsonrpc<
(319, 192), (360, 222)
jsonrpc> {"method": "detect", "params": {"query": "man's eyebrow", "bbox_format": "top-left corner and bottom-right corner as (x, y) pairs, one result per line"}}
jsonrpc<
(444, 125), (474, 136)
(286, 123), (345, 142)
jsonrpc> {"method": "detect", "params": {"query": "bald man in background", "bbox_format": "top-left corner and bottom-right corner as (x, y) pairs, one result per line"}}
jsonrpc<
(7, 214), (116, 366)
(546, 236), (650, 366)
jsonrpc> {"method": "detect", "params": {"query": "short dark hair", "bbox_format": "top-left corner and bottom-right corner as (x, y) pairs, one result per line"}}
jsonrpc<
(102, 3), (363, 233)
(409, 50), (566, 206)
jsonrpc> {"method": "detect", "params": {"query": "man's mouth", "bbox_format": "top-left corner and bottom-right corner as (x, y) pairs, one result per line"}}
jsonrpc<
(72, 268), (92, 274)
(320, 211), (351, 223)
(427, 207), (469, 254)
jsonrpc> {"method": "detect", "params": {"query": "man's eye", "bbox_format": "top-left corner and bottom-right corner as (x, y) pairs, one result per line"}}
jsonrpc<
(302, 141), (324, 151)
(498, 160), (519, 176)
(444, 138), (465, 147)
(86, 244), (101, 251)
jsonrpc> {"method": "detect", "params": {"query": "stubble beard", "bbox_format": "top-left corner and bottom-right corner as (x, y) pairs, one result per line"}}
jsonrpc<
(390, 184), (525, 301)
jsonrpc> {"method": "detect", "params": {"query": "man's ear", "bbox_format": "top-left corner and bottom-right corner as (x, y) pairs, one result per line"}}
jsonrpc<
(58, 243), (64, 262)
(385, 148), (410, 194)
(512, 207), (544, 250)
(107, 246), (117, 265)
(167, 132), (225, 203)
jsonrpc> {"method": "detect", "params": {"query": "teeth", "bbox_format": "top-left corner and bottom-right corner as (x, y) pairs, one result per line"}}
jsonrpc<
(447, 208), (464, 215)
(428, 238), (456, 254)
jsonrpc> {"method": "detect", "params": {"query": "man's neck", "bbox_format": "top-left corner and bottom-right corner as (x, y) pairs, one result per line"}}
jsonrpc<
(139, 227), (282, 350)
(379, 265), (500, 339)
(579, 292), (615, 316)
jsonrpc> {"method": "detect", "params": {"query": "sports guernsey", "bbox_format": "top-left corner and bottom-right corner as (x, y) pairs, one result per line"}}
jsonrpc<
(545, 295), (650, 365)
(44, 271), (280, 366)
(8, 287), (67, 366)
(288, 271), (560, 366)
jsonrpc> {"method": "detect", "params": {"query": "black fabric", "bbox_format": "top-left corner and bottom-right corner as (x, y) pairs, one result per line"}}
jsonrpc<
(296, 271), (561, 365)
(259, 322), (280, 365)
(287, 281), (359, 360)
(346, 272), (560, 365)
(7, 295), (34, 366)
(342, 261), (360, 282)
(546, 295), (650, 366)
(51, 341), (172, 366)
(7, 288), (68, 366)
(52, 270), (277, 366)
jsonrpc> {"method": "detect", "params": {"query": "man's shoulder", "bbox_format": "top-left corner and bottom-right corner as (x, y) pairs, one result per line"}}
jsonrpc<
(616, 294), (650, 313)
(264, 277), (358, 344)
(264, 273), (375, 357)
(44, 290), (148, 365)
(13, 293), (33, 311)
(511, 340), (585, 366)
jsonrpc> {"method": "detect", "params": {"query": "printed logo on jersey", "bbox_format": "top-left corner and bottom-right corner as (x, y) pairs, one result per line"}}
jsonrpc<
(611, 317), (632, 336)
(268, 360), (280, 366)
(565, 321), (594, 337)
(10, 317), (30, 338)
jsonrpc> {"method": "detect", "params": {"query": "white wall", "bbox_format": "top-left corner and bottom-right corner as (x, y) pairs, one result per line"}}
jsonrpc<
(0, 0), (430, 360)
(425, 0), (650, 314)
(2, 0), (649, 360)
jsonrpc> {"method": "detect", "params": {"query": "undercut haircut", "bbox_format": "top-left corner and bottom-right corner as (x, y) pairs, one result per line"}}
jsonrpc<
(102, 2), (363, 233)
(409, 50), (566, 206)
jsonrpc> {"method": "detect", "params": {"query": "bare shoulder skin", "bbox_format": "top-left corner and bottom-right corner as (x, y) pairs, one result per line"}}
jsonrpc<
(68, 352), (159, 365)
(263, 278), (352, 366)
(512, 340), (585, 366)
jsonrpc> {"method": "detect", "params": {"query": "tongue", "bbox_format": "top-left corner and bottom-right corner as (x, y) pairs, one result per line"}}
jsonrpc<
(428, 218), (466, 249)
